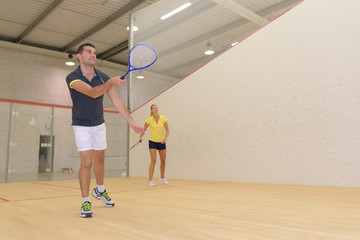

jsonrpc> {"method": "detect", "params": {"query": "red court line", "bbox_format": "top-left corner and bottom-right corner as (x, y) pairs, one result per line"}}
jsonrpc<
(0, 98), (118, 113)
(0, 181), (220, 203)
(1, 194), (80, 203)
(0, 197), (10, 202)
(31, 181), (79, 190)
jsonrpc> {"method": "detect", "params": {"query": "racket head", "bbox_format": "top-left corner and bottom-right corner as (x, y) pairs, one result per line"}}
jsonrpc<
(128, 43), (158, 70)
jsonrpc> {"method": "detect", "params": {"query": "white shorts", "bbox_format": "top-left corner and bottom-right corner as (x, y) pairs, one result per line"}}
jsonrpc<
(73, 123), (107, 151)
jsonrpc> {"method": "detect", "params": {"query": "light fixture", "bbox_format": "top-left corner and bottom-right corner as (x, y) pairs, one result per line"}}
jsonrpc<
(137, 70), (144, 79)
(65, 54), (75, 66)
(204, 42), (214, 55)
(161, 2), (191, 20)
(126, 26), (139, 31)
(204, 50), (214, 55)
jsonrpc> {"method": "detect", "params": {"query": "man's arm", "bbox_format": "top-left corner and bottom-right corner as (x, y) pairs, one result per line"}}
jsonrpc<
(70, 76), (124, 99)
(107, 87), (144, 134)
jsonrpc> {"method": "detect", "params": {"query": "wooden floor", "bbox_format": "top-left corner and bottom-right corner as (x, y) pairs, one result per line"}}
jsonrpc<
(1, 178), (360, 240)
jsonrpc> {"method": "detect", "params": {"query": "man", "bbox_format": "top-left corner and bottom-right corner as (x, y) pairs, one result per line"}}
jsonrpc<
(66, 43), (143, 218)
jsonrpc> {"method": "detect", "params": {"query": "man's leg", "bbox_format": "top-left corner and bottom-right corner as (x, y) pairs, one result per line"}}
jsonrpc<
(79, 150), (93, 197)
(93, 149), (105, 185)
(79, 150), (93, 218)
(91, 149), (114, 207)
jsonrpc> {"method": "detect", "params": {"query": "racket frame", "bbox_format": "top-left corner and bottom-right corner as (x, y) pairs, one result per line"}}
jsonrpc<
(129, 141), (141, 150)
(121, 43), (158, 79)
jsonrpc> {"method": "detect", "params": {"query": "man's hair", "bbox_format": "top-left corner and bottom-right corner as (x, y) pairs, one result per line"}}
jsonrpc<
(76, 43), (95, 54)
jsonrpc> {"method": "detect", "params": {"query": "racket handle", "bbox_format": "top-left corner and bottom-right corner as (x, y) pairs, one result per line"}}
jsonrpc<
(121, 71), (130, 80)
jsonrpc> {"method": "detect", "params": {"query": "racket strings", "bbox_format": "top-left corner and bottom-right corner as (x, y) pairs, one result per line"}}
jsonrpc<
(129, 45), (157, 69)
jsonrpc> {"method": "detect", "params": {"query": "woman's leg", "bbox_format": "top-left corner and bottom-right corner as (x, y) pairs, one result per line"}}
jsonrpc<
(149, 149), (157, 181)
(159, 149), (166, 178)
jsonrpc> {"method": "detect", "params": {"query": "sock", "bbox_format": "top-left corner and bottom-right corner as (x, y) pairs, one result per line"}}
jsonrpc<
(82, 197), (90, 203)
(97, 185), (105, 193)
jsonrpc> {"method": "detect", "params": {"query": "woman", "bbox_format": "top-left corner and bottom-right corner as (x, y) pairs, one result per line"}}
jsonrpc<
(139, 104), (169, 186)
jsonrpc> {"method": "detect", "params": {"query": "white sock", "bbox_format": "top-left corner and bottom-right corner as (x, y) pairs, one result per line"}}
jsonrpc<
(82, 197), (90, 203)
(97, 185), (105, 192)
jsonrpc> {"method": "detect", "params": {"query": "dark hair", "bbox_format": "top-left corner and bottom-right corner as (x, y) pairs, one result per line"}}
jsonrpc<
(76, 43), (95, 54)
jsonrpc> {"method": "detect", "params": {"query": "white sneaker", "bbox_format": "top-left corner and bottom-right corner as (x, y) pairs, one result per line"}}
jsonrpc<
(91, 187), (115, 207)
(148, 180), (155, 187)
(159, 178), (169, 184)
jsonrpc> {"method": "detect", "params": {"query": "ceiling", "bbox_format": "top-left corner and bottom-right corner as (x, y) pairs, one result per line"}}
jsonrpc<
(0, 0), (302, 82)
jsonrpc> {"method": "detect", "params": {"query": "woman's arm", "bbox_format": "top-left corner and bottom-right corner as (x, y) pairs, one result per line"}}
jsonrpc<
(161, 122), (169, 144)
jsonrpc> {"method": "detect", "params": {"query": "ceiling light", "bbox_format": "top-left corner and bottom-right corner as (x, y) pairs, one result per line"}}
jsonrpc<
(126, 26), (139, 31)
(161, 2), (191, 20)
(137, 70), (144, 79)
(65, 54), (75, 66)
(204, 50), (214, 55)
(204, 42), (214, 55)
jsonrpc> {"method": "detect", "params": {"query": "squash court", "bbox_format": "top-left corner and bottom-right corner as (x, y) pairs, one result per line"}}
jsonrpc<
(2, 0), (360, 239)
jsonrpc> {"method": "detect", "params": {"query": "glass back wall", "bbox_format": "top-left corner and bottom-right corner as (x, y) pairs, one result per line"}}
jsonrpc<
(0, 100), (128, 183)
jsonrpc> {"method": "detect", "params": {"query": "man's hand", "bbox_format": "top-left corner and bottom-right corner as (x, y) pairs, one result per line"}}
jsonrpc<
(131, 123), (144, 134)
(110, 76), (126, 87)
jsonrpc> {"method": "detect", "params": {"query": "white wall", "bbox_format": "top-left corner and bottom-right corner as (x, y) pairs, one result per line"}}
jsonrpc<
(129, 0), (360, 187)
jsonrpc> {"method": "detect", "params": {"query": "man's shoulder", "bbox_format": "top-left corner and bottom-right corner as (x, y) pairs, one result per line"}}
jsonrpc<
(66, 67), (81, 80)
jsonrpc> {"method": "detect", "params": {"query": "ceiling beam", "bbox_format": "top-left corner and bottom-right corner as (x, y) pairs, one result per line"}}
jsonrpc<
(62, 0), (146, 52)
(19, 40), (64, 52)
(0, 34), (16, 43)
(97, 40), (128, 59)
(0, 34), (62, 52)
(16, 0), (64, 44)
(211, 0), (267, 26)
